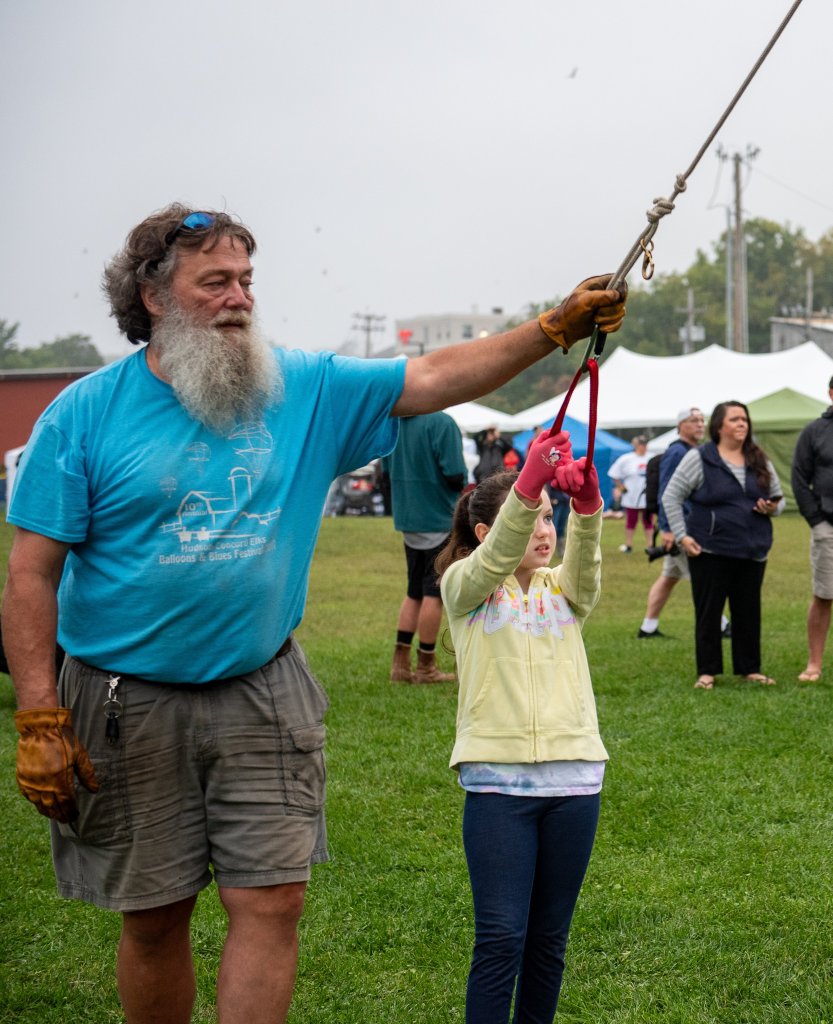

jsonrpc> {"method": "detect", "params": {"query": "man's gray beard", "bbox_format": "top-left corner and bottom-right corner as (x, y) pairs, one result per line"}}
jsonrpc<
(151, 306), (282, 434)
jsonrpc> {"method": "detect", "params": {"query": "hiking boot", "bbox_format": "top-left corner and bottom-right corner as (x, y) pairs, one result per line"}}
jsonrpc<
(414, 649), (456, 684)
(390, 643), (414, 684)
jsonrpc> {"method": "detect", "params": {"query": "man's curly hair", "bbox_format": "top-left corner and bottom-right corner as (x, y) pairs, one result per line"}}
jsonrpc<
(102, 203), (257, 344)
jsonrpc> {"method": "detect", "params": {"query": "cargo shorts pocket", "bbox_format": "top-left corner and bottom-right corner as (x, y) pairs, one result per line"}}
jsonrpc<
(264, 643), (329, 812)
(53, 750), (131, 844)
(284, 723), (327, 811)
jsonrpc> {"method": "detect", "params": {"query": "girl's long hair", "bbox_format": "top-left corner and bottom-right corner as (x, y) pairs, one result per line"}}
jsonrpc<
(435, 472), (516, 578)
(709, 400), (772, 491)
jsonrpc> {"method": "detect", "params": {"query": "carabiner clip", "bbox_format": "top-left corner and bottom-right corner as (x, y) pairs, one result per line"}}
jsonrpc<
(640, 238), (655, 280)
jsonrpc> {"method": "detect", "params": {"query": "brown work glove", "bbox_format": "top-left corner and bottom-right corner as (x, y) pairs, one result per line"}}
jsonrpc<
(15, 707), (100, 823)
(538, 274), (628, 351)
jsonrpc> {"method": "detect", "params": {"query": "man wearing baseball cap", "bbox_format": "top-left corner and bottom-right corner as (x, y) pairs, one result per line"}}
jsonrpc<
(637, 407), (705, 638)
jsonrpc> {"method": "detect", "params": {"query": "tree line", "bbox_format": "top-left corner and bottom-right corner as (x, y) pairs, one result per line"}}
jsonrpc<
(484, 217), (833, 413)
(0, 321), (104, 370)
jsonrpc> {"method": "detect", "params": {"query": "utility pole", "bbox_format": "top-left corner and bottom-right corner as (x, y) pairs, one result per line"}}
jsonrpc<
(351, 312), (386, 358)
(715, 147), (733, 348)
(725, 204), (733, 349)
(732, 152), (745, 352)
(729, 145), (759, 352)
(675, 287), (704, 354)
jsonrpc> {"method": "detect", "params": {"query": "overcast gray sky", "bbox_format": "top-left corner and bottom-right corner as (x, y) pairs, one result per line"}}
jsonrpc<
(1, 0), (830, 360)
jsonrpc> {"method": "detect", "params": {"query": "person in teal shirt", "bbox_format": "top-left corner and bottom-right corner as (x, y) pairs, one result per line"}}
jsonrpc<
(383, 411), (466, 684)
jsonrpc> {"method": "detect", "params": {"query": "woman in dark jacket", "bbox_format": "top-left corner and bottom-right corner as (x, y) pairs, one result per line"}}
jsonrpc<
(662, 400), (784, 689)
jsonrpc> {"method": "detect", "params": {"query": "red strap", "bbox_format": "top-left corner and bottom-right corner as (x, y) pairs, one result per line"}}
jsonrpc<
(543, 358), (599, 469)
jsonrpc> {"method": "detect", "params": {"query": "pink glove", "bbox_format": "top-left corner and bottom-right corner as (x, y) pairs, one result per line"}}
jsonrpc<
(515, 430), (573, 504)
(553, 456), (602, 515)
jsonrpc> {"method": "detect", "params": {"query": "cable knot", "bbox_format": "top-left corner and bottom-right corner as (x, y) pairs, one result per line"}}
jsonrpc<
(646, 197), (675, 224)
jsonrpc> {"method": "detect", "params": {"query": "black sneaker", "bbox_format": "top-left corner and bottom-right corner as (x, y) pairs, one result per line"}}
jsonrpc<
(722, 622), (732, 639)
(637, 628), (671, 639)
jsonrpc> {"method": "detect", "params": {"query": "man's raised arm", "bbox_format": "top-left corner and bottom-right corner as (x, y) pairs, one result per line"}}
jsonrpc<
(392, 274), (626, 417)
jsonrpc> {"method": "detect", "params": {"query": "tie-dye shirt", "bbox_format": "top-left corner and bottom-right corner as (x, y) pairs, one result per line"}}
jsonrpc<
(459, 759), (604, 796)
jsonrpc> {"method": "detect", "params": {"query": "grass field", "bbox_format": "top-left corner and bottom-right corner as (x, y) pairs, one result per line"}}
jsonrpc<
(1, 511), (832, 1023)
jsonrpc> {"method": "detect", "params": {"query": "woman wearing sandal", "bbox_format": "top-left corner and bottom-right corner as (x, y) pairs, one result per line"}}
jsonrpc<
(661, 400), (784, 689)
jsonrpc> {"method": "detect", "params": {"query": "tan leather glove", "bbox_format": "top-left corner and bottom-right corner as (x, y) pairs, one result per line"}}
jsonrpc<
(538, 274), (628, 351)
(15, 707), (100, 823)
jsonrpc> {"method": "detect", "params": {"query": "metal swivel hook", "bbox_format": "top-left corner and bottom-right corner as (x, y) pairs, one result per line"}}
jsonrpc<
(640, 238), (655, 280)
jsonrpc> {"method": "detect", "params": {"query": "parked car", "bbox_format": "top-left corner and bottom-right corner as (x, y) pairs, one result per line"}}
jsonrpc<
(323, 462), (386, 516)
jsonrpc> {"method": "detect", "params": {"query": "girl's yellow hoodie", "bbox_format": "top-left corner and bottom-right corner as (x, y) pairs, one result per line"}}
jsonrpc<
(441, 488), (608, 769)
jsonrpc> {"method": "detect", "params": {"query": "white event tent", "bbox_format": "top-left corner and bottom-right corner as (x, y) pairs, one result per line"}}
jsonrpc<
(509, 342), (833, 432)
(442, 401), (518, 433)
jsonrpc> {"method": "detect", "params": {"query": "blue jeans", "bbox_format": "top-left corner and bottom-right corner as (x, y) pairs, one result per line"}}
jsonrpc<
(462, 791), (600, 1024)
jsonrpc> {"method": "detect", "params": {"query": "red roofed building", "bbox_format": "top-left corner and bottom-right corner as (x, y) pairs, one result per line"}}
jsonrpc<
(0, 368), (96, 456)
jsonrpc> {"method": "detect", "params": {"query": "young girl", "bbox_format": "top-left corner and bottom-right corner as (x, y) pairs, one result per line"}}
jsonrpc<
(436, 430), (607, 1023)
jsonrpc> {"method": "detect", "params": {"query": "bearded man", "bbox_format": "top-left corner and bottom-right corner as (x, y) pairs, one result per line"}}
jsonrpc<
(2, 204), (626, 1024)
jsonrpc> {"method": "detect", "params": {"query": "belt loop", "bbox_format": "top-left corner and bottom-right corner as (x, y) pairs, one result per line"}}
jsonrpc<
(275, 636), (293, 660)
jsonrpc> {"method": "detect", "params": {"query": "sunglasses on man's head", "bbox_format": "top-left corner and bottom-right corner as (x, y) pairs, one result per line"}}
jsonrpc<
(163, 212), (216, 247)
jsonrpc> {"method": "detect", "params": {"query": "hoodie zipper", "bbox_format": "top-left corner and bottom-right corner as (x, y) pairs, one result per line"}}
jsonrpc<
(523, 585), (539, 762)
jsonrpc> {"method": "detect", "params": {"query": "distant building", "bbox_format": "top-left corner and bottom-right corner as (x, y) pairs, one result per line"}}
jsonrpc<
(0, 367), (98, 457)
(770, 313), (833, 356)
(375, 308), (508, 359)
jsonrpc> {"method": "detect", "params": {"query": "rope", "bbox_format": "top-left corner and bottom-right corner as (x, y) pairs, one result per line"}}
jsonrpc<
(545, 0), (805, 472)
(607, 0), (804, 293)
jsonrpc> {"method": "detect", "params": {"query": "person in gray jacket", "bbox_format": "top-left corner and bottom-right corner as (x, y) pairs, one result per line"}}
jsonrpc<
(663, 401), (784, 689)
(791, 377), (833, 683)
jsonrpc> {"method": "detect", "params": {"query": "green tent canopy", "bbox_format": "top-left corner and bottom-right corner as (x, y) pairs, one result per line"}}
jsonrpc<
(747, 388), (828, 511)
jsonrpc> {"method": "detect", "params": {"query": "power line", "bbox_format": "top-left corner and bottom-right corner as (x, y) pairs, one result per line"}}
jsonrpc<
(351, 312), (386, 358)
(711, 146), (833, 218)
(746, 164), (833, 217)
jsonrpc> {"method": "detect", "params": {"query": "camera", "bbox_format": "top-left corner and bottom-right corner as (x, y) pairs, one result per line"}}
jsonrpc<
(645, 543), (680, 562)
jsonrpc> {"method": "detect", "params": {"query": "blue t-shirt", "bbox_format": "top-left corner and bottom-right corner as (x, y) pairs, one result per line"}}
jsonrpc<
(9, 347), (405, 681)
